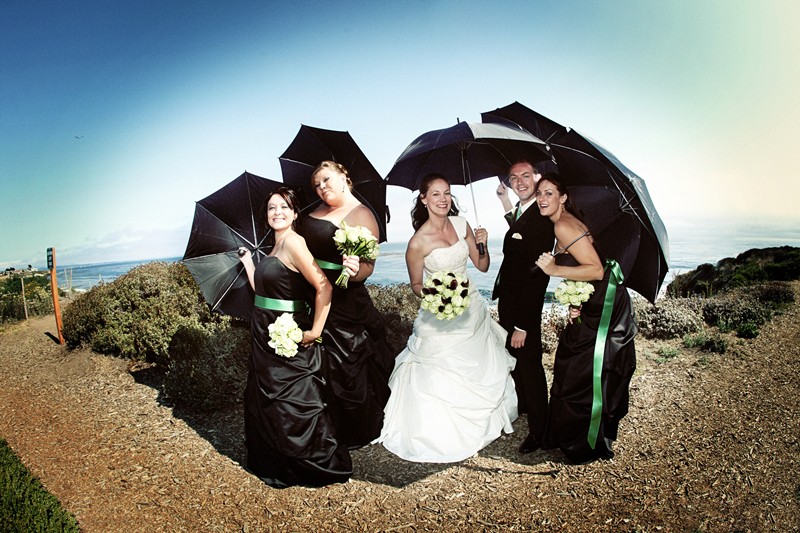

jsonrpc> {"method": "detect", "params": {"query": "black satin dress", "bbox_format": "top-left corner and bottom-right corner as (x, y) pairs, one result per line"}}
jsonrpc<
(542, 253), (637, 464)
(245, 256), (352, 487)
(300, 217), (394, 448)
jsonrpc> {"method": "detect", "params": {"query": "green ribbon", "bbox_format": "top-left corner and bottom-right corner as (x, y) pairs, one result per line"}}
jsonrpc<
(314, 258), (343, 271)
(587, 259), (624, 450)
(254, 295), (309, 314)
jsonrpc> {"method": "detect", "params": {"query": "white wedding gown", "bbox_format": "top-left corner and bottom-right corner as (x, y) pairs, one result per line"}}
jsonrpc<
(376, 216), (518, 463)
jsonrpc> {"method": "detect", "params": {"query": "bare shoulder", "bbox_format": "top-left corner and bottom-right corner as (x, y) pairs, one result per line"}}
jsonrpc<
(283, 232), (310, 255)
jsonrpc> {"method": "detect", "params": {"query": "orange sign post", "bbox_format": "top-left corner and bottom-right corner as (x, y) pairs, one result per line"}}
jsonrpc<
(47, 247), (65, 344)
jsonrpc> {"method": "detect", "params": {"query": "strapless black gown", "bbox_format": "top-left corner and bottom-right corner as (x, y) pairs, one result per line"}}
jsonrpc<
(245, 256), (351, 487)
(300, 217), (394, 448)
(542, 253), (637, 464)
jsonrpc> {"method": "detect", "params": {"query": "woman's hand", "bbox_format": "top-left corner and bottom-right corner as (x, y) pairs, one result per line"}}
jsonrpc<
(535, 252), (556, 275)
(301, 331), (321, 347)
(568, 305), (582, 324)
(474, 227), (488, 247)
(342, 254), (360, 278)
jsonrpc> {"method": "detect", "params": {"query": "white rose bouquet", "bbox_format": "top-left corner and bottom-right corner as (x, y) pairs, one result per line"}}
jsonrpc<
(332, 221), (380, 288)
(420, 271), (471, 321)
(268, 312), (304, 358)
(554, 280), (595, 324)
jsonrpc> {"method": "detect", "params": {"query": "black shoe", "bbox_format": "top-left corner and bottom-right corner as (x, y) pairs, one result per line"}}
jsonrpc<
(518, 434), (540, 454)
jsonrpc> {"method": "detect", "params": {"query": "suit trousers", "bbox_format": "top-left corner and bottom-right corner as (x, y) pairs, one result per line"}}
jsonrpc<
(498, 298), (549, 442)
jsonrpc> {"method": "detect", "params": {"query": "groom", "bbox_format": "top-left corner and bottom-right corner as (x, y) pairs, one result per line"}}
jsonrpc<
(493, 160), (555, 454)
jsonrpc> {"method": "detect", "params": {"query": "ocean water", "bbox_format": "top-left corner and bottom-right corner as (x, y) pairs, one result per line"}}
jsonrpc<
(57, 218), (800, 300)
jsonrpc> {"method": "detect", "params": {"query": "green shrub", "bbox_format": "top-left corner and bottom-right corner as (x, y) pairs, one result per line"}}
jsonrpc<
(0, 438), (79, 532)
(164, 320), (250, 410)
(655, 344), (681, 363)
(632, 296), (704, 339)
(683, 331), (728, 354)
(62, 262), (220, 363)
(735, 322), (760, 339)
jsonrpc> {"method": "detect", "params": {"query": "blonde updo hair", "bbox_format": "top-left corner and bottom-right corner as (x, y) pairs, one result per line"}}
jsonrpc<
(311, 160), (353, 190)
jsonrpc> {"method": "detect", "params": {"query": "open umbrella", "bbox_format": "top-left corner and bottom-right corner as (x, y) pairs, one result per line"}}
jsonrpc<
(279, 124), (388, 242)
(182, 171), (282, 320)
(385, 120), (550, 253)
(482, 102), (669, 302)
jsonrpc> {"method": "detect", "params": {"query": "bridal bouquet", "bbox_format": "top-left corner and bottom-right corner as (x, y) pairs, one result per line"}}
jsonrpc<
(420, 271), (470, 321)
(333, 221), (380, 288)
(554, 280), (595, 323)
(268, 312), (304, 358)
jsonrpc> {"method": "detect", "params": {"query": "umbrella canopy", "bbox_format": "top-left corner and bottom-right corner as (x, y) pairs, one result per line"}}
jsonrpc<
(385, 121), (549, 227)
(182, 171), (282, 320)
(279, 124), (388, 242)
(482, 102), (669, 302)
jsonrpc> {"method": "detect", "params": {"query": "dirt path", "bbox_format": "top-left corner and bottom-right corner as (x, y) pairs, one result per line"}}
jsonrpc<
(1, 292), (799, 532)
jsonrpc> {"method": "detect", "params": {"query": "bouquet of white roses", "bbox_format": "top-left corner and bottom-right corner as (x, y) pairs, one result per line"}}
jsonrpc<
(420, 271), (471, 321)
(332, 221), (380, 288)
(268, 312), (304, 358)
(554, 280), (595, 323)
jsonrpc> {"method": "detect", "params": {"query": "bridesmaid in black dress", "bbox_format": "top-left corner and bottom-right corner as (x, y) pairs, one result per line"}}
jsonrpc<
(533, 174), (637, 464)
(299, 161), (394, 449)
(238, 186), (351, 487)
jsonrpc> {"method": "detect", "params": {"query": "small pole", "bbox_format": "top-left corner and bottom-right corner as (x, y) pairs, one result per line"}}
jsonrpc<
(47, 247), (65, 344)
(21, 276), (29, 321)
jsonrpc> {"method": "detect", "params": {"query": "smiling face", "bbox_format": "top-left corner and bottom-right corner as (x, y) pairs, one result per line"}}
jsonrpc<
(508, 162), (539, 205)
(421, 178), (452, 215)
(535, 178), (567, 218)
(266, 192), (297, 231)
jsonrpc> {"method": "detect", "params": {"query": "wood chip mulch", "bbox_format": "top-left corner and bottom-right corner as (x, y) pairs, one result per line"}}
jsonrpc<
(1, 284), (799, 532)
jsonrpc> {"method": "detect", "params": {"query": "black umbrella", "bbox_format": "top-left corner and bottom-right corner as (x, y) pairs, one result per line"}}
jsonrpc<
(182, 171), (282, 320)
(279, 124), (388, 242)
(482, 102), (669, 302)
(386, 120), (549, 253)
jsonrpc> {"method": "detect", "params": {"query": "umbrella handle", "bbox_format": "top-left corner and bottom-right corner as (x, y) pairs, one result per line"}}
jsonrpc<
(237, 247), (249, 257)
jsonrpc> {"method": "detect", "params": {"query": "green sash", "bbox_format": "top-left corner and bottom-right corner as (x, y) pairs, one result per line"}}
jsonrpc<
(587, 259), (624, 449)
(315, 258), (343, 271)
(254, 295), (309, 314)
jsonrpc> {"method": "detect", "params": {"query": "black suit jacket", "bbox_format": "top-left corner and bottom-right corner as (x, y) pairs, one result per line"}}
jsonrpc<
(493, 203), (555, 334)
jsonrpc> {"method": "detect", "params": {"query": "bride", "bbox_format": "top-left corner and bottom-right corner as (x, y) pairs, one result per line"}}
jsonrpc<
(375, 173), (518, 463)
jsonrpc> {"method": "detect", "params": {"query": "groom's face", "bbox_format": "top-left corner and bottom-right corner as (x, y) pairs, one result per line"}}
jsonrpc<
(508, 162), (539, 204)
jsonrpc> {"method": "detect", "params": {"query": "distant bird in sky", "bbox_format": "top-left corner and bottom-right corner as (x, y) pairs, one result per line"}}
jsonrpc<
(74, 135), (83, 139)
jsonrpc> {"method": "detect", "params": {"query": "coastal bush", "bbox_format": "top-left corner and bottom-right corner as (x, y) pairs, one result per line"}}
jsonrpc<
(541, 304), (568, 353)
(752, 281), (795, 307)
(164, 320), (250, 409)
(702, 293), (770, 333)
(63, 262), (219, 362)
(367, 283), (418, 354)
(0, 274), (54, 322)
(668, 246), (800, 297)
(632, 296), (704, 340)
(0, 438), (79, 532)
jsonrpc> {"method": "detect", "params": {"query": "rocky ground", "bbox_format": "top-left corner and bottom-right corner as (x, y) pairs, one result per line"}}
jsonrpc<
(1, 285), (799, 532)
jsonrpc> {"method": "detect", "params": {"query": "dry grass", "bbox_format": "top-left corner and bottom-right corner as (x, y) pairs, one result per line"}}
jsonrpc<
(1, 284), (799, 531)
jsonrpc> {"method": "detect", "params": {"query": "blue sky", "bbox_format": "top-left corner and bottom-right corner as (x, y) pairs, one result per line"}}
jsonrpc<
(2, 0), (799, 268)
